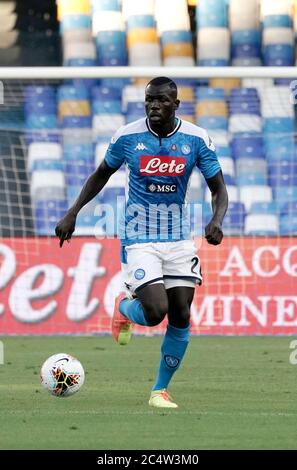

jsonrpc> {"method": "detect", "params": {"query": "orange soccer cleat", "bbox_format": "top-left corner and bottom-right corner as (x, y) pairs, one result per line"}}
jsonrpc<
(111, 293), (133, 346)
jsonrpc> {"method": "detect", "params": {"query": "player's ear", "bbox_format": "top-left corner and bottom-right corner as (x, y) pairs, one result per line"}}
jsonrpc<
(174, 99), (180, 110)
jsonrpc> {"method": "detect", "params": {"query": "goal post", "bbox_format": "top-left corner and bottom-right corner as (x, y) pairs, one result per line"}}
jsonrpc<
(0, 66), (296, 336)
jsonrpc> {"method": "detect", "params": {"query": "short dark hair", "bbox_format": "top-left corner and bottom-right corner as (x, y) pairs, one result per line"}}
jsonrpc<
(146, 77), (177, 95)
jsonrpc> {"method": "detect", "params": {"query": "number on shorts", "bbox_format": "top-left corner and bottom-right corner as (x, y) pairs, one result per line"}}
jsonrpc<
(191, 257), (199, 274)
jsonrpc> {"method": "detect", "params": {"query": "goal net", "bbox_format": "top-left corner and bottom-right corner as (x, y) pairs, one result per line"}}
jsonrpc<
(0, 68), (296, 335)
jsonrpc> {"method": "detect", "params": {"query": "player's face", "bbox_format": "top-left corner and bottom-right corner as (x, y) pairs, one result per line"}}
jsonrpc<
(145, 84), (179, 127)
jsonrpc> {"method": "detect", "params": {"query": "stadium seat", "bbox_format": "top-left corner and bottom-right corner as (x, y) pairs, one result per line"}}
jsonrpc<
(34, 199), (68, 236)
(244, 214), (279, 236)
(231, 134), (264, 159)
(222, 201), (245, 235)
(239, 185), (273, 212)
(64, 158), (95, 186)
(249, 201), (278, 215)
(274, 186), (297, 211)
(229, 0), (259, 30)
(197, 28), (230, 65)
(280, 201), (297, 216)
(237, 173), (267, 187)
(95, 140), (110, 166)
(218, 157), (235, 177)
(236, 158), (267, 178)
(30, 170), (66, 201)
(280, 215), (297, 235)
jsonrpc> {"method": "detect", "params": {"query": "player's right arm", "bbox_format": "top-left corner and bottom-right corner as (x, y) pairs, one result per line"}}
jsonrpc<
(55, 160), (117, 247)
(55, 128), (126, 247)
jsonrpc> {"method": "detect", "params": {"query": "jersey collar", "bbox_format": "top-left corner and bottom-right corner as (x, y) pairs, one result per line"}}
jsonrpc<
(146, 117), (181, 138)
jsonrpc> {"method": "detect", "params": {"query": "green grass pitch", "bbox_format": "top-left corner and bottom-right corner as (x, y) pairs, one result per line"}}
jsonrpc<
(0, 336), (296, 450)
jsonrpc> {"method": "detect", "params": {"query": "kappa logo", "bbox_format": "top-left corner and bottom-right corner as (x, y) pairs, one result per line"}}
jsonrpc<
(164, 355), (180, 369)
(135, 143), (147, 151)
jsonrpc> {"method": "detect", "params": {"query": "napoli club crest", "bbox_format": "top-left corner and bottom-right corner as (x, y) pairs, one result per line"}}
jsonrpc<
(181, 144), (191, 155)
(134, 269), (145, 280)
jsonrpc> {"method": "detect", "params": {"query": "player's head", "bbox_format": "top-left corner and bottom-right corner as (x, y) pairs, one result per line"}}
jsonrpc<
(145, 77), (180, 126)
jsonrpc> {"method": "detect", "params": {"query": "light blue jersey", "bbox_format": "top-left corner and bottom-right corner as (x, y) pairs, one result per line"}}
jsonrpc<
(104, 117), (220, 247)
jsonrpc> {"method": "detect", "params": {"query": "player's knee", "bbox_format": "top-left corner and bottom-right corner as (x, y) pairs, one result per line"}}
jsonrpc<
(169, 308), (190, 329)
(143, 300), (168, 326)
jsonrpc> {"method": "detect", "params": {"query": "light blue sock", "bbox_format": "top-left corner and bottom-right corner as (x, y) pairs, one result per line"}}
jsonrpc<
(119, 298), (150, 326)
(152, 324), (190, 391)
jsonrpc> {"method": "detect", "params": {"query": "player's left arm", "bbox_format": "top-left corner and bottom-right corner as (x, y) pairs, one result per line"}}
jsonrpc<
(205, 170), (228, 245)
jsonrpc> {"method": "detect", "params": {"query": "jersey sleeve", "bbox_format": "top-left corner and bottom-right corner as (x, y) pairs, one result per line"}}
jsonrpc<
(104, 133), (125, 169)
(196, 130), (221, 179)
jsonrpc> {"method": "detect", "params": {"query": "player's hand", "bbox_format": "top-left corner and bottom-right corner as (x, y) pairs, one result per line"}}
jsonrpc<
(55, 212), (76, 247)
(205, 219), (223, 246)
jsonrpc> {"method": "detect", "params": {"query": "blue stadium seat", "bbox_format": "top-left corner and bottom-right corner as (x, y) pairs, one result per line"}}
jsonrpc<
(58, 85), (89, 101)
(31, 159), (64, 172)
(196, 87), (225, 101)
(230, 87), (259, 98)
(216, 145), (231, 157)
(93, 100), (122, 114)
(263, 44), (294, 66)
(199, 59), (229, 66)
(231, 134), (264, 159)
(231, 44), (261, 61)
(25, 99), (56, 116)
(263, 117), (295, 134)
(26, 114), (57, 129)
(237, 173), (267, 186)
(222, 201), (245, 235)
(264, 136), (295, 161)
(61, 116), (92, 128)
(281, 201), (297, 216)
(197, 0), (228, 28)
(161, 30), (192, 44)
(269, 174), (297, 188)
(65, 158), (95, 186)
(280, 215), (297, 235)
(274, 186), (297, 211)
(249, 201), (278, 215)
(229, 101), (261, 115)
(63, 143), (94, 160)
(35, 199), (68, 235)
(67, 58), (96, 67)
(198, 116), (228, 130)
(25, 132), (61, 145)
(92, 86), (122, 101)
(60, 15), (92, 32)
(95, 30), (126, 46)
(126, 15), (156, 30)
(263, 15), (292, 28)
(232, 30), (261, 47)
(25, 86), (55, 101)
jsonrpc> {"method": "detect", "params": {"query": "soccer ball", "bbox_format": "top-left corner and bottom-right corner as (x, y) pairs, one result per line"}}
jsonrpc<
(40, 353), (85, 397)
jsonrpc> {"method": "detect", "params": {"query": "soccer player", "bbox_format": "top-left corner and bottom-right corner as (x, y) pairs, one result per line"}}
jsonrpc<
(55, 77), (228, 409)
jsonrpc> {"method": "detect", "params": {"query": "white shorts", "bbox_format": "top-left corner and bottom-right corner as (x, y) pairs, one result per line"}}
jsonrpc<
(121, 239), (202, 295)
